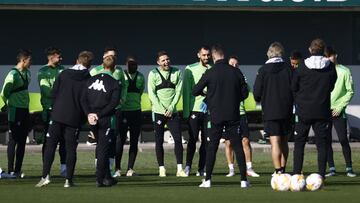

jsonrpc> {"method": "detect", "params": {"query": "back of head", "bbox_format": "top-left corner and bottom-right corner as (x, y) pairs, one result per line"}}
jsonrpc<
(267, 42), (284, 59)
(324, 46), (337, 57)
(78, 51), (94, 68)
(309, 38), (326, 55)
(103, 55), (116, 70)
(16, 49), (32, 63)
(211, 44), (224, 60)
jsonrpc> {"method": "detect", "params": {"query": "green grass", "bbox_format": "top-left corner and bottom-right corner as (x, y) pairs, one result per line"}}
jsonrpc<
(0, 147), (360, 203)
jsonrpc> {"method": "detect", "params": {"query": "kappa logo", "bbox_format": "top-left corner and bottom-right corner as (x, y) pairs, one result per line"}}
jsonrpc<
(88, 79), (107, 92)
(157, 120), (162, 125)
(191, 114), (196, 119)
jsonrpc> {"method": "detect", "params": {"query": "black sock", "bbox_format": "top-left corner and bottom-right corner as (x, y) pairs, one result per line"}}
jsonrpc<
(275, 168), (282, 174)
(281, 167), (286, 173)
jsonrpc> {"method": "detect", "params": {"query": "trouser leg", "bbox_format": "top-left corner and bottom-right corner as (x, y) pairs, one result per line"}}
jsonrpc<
(205, 122), (223, 181)
(333, 115), (352, 168)
(293, 119), (310, 174)
(127, 110), (142, 170)
(313, 119), (331, 178)
(64, 126), (79, 181)
(154, 113), (166, 166)
(186, 112), (201, 168)
(42, 121), (62, 178)
(167, 114), (183, 165)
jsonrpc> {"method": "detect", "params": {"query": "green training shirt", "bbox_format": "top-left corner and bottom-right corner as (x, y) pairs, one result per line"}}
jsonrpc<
(90, 65), (128, 109)
(331, 64), (354, 113)
(1, 67), (31, 109)
(37, 65), (64, 110)
(122, 71), (145, 111)
(148, 66), (182, 115)
(182, 62), (211, 118)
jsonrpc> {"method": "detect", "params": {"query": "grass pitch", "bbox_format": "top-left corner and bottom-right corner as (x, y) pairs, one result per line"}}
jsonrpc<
(0, 145), (359, 203)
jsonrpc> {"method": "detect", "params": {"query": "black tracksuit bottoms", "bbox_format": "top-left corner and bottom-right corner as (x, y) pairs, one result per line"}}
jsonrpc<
(327, 114), (352, 168)
(7, 107), (29, 173)
(93, 117), (114, 183)
(153, 113), (183, 166)
(115, 110), (142, 170)
(42, 121), (79, 180)
(205, 120), (247, 181)
(42, 110), (66, 165)
(293, 118), (331, 178)
(186, 111), (208, 172)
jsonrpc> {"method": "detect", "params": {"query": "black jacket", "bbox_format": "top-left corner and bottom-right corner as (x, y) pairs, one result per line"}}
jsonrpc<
(82, 72), (120, 119)
(292, 55), (337, 120)
(253, 61), (293, 121)
(51, 68), (91, 128)
(192, 59), (248, 124)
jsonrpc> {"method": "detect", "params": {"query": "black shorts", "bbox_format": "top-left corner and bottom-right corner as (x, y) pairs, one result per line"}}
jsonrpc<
(264, 119), (290, 136)
(222, 115), (249, 140)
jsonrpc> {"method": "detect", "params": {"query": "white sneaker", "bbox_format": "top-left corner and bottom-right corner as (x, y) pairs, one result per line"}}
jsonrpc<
(159, 167), (166, 177)
(220, 138), (226, 143)
(184, 166), (191, 176)
(199, 179), (211, 188)
(35, 175), (51, 187)
(64, 179), (75, 188)
(247, 168), (260, 177)
(241, 180), (250, 188)
(226, 169), (235, 177)
(10, 171), (25, 179)
(126, 169), (136, 177)
(113, 169), (121, 178)
(176, 169), (188, 177)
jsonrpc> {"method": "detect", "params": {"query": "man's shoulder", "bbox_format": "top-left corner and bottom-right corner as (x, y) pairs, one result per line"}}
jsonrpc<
(186, 62), (199, 69)
(337, 64), (351, 73)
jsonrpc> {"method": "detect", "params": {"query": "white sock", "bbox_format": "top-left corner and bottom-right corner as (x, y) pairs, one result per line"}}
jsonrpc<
(159, 166), (165, 170)
(228, 164), (234, 170)
(109, 158), (115, 171)
(246, 162), (252, 170)
(177, 164), (183, 171)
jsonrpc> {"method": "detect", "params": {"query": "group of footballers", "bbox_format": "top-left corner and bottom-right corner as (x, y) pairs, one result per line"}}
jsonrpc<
(0, 37), (356, 188)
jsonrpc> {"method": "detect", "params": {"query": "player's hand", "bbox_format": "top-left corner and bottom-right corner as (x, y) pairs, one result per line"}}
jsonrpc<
(164, 110), (172, 118)
(88, 113), (98, 125)
(332, 110), (340, 117)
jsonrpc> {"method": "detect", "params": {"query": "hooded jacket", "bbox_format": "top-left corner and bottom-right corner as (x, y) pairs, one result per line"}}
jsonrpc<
(51, 64), (91, 128)
(292, 55), (337, 120)
(192, 59), (248, 124)
(253, 58), (293, 121)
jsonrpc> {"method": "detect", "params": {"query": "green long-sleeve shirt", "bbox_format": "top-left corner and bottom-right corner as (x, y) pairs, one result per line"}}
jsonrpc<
(37, 65), (64, 110)
(148, 67), (182, 115)
(1, 67), (31, 109)
(122, 71), (145, 111)
(90, 65), (127, 109)
(182, 62), (211, 118)
(331, 64), (354, 113)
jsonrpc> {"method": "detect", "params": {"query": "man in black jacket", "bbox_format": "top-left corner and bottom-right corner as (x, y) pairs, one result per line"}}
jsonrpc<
(253, 42), (293, 175)
(36, 51), (93, 188)
(83, 56), (120, 187)
(193, 45), (249, 188)
(292, 38), (337, 179)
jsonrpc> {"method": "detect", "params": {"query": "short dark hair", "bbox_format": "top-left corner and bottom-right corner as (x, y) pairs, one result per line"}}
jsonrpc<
(198, 45), (211, 53)
(290, 50), (303, 60)
(16, 49), (32, 63)
(229, 55), (238, 61)
(157, 50), (168, 60)
(104, 46), (117, 54)
(309, 38), (326, 55)
(45, 47), (61, 56)
(78, 51), (94, 68)
(211, 44), (224, 56)
(324, 46), (337, 57)
(126, 54), (137, 63)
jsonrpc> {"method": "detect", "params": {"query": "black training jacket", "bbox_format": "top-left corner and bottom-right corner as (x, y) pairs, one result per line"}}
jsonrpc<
(253, 61), (293, 121)
(192, 59), (248, 124)
(51, 68), (91, 128)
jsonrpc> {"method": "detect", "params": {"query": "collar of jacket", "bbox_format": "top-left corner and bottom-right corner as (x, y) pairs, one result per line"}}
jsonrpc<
(214, 59), (227, 64)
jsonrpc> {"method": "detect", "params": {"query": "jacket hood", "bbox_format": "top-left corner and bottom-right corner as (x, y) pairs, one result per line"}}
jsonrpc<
(63, 65), (90, 81)
(264, 58), (287, 73)
(305, 56), (330, 70)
